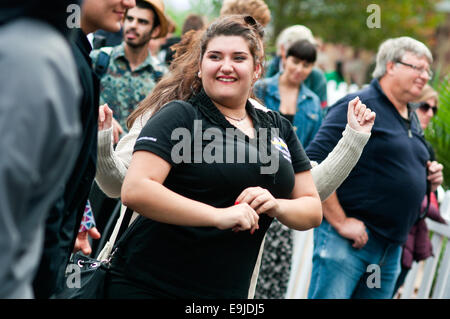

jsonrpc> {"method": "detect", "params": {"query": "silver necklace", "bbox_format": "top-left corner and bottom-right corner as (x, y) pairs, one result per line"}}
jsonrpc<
(224, 113), (248, 124)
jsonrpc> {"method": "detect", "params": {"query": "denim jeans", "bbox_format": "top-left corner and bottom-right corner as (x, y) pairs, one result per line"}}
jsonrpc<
(308, 219), (402, 299)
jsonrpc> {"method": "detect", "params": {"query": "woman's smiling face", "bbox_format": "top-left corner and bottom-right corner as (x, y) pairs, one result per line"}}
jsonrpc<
(199, 35), (258, 109)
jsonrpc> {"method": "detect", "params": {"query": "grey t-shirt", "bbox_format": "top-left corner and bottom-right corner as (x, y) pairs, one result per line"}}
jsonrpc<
(0, 19), (81, 298)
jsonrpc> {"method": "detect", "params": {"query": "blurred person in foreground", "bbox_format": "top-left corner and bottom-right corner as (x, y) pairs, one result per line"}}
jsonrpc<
(0, 0), (81, 298)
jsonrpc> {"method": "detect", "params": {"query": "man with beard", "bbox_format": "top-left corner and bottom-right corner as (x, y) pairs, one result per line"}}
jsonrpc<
(91, 0), (168, 140)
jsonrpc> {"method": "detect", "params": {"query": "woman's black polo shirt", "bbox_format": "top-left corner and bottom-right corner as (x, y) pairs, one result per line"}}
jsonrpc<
(111, 90), (311, 298)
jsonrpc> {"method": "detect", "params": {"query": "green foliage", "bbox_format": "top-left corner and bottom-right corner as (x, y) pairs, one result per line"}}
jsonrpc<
(188, 0), (221, 18)
(166, 0), (222, 36)
(264, 0), (445, 51)
(426, 75), (450, 190)
(166, 8), (188, 36)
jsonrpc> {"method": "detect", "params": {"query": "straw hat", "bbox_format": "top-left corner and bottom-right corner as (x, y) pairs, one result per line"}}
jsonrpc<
(143, 0), (168, 38)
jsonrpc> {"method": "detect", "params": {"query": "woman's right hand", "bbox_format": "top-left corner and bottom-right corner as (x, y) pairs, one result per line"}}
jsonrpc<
(98, 103), (124, 144)
(347, 96), (376, 134)
(98, 103), (113, 131)
(215, 203), (259, 234)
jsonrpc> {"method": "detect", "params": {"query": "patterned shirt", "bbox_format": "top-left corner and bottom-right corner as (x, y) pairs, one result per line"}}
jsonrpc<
(90, 43), (167, 131)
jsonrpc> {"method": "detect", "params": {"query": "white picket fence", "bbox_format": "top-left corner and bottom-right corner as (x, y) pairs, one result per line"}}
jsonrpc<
(285, 189), (450, 299)
(400, 219), (450, 298)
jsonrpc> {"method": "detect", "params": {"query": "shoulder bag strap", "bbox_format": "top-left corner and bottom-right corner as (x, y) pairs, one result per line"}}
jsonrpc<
(94, 47), (113, 78)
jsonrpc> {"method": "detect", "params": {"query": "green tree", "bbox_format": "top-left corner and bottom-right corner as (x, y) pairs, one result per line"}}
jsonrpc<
(167, 0), (222, 36)
(264, 0), (444, 51)
(426, 75), (450, 190)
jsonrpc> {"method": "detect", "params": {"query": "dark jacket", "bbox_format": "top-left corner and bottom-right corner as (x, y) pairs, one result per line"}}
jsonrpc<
(402, 191), (447, 268)
(306, 79), (430, 245)
(33, 28), (99, 298)
(0, 17), (81, 298)
(0, 0), (80, 36)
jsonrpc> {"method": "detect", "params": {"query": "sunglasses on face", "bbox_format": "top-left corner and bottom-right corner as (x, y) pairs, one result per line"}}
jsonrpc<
(412, 101), (438, 116)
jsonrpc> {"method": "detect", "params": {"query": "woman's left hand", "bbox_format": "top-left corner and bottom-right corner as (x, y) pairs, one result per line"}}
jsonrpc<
(235, 187), (281, 218)
(347, 96), (376, 133)
(427, 160), (444, 192)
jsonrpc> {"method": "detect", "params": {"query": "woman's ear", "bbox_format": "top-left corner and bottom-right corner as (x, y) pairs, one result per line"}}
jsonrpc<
(254, 63), (262, 81)
(197, 58), (205, 78)
(198, 64), (202, 79)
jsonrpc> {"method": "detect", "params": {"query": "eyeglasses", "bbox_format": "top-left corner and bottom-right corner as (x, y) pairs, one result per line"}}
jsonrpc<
(411, 101), (438, 116)
(395, 60), (433, 79)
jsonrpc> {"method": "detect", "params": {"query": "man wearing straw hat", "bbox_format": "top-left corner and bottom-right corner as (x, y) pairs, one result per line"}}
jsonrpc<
(91, 0), (169, 139)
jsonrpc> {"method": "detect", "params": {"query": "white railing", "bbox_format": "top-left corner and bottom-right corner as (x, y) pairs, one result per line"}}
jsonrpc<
(326, 80), (361, 106)
(286, 229), (314, 299)
(286, 190), (450, 299)
(400, 218), (450, 299)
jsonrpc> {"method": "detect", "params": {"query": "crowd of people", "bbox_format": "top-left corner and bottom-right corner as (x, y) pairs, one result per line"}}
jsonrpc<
(0, 0), (445, 299)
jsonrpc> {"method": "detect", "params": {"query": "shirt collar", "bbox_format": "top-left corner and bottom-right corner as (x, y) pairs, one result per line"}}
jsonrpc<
(111, 42), (126, 60)
(112, 42), (158, 71)
(371, 78), (420, 132)
(189, 89), (270, 131)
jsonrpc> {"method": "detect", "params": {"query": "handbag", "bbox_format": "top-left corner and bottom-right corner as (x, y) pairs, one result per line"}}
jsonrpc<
(54, 207), (134, 299)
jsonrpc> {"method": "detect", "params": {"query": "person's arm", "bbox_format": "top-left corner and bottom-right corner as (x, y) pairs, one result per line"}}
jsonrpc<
(314, 97), (375, 249)
(121, 151), (260, 231)
(312, 96), (375, 201)
(311, 125), (368, 201)
(322, 191), (368, 249)
(95, 105), (150, 198)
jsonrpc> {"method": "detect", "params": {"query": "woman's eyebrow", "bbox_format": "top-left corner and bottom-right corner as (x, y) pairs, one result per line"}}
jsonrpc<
(206, 50), (249, 55)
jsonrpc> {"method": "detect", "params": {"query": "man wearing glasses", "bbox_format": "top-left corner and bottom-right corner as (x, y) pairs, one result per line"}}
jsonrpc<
(306, 36), (444, 299)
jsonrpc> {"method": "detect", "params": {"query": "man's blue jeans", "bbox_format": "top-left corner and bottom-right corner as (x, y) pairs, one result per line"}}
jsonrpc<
(307, 219), (402, 299)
